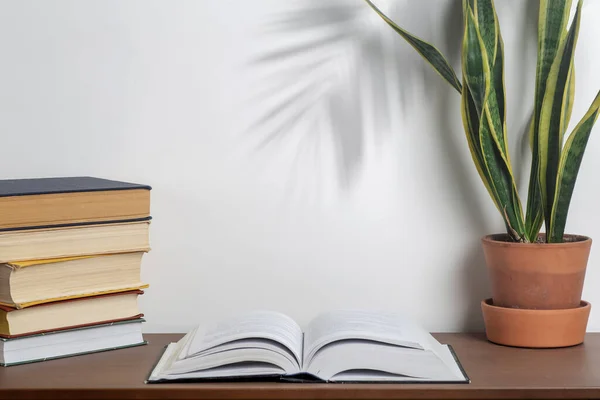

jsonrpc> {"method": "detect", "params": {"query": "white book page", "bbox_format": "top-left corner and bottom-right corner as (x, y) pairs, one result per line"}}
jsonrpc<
(193, 338), (298, 365)
(171, 347), (298, 375)
(155, 363), (285, 381)
(303, 310), (435, 365)
(183, 310), (303, 368)
(305, 341), (465, 381)
(169, 339), (300, 375)
(149, 343), (284, 381)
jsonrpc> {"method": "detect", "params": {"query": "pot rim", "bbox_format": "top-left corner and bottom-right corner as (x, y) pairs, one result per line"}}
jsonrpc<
(482, 298), (590, 314)
(482, 233), (592, 248)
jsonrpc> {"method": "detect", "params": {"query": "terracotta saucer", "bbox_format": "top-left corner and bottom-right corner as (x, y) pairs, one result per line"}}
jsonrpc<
(481, 298), (591, 348)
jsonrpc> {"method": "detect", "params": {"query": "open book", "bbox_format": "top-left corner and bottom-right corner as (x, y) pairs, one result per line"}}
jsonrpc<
(147, 310), (469, 383)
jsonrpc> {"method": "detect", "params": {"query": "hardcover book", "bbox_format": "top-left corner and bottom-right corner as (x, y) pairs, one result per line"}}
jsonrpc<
(0, 318), (146, 366)
(0, 176), (151, 231)
(0, 252), (148, 308)
(0, 290), (144, 338)
(0, 221), (150, 263)
(147, 310), (469, 384)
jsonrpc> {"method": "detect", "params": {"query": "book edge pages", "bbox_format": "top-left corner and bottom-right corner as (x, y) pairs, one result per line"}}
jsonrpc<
(2, 284), (150, 309)
(0, 318), (146, 342)
(145, 343), (177, 383)
(0, 341), (148, 367)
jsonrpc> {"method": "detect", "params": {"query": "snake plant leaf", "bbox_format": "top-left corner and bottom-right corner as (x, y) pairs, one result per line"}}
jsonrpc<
(493, 31), (507, 151)
(363, 0), (462, 93)
(549, 90), (600, 242)
(538, 0), (581, 234)
(475, 0), (498, 64)
(525, 117), (544, 242)
(463, 10), (487, 114)
(463, 8), (525, 240)
(526, 66), (575, 152)
(528, 66), (574, 147)
(466, 0), (512, 173)
(537, 0), (573, 110)
(562, 66), (576, 140)
(461, 83), (501, 211)
(525, 0), (573, 242)
(479, 117), (526, 240)
(531, 66), (576, 148)
(475, 0), (504, 125)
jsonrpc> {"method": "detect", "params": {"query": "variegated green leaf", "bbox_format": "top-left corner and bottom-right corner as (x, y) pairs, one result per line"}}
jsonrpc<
(561, 66), (576, 141)
(539, 0), (581, 235)
(475, 0), (498, 64)
(549, 90), (600, 242)
(461, 83), (500, 209)
(525, 118), (544, 242)
(460, 2), (495, 204)
(528, 118), (535, 151)
(363, 0), (462, 93)
(464, 9), (487, 114)
(468, 0), (512, 174)
(537, 0), (573, 104)
(493, 32), (507, 152)
(525, 0), (573, 242)
(479, 117), (525, 240)
(528, 65), (574, 148)
(463, 8), (525, 240)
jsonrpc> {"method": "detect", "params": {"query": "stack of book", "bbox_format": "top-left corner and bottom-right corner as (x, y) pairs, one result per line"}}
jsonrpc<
(0, 177), (151, 366)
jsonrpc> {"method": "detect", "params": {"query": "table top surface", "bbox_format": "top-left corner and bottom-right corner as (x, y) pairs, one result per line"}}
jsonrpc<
(1, 332), (600, 399)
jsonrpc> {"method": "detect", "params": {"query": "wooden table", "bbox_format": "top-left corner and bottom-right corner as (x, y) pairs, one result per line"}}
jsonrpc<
(1, 333), (600, 399)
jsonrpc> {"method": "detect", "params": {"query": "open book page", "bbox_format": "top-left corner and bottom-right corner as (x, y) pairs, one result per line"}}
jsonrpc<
(171, 310), (303, 375)
(303, 310), (434, 366)
(304, 340), (465, 381)
(301, 310), (465, 382)
(149, 341), (289, 381)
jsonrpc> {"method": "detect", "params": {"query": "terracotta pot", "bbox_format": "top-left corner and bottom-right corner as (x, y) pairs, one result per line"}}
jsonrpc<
(482, 234), (592, 309)
(481, 298), (590, 348)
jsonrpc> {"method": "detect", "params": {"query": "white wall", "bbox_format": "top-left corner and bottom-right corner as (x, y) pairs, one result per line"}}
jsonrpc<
(0, 0), (599, 333)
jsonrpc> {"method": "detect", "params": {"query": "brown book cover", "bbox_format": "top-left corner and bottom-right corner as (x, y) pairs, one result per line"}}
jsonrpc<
(0, 290), (144, 339)
(0, 176), (151, 231)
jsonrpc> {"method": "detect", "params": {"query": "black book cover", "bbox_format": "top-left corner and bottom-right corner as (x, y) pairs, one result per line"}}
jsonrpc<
(0, 176), (151, 197)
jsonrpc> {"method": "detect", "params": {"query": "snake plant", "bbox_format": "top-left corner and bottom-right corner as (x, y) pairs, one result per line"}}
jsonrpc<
(365, 0), (600, 243)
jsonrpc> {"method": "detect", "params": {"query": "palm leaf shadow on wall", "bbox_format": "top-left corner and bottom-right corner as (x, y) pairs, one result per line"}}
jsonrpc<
(246, 0), (445, 190)
(246, 0), (541, 212)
